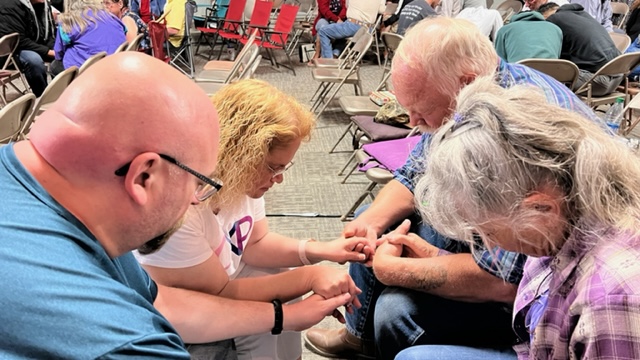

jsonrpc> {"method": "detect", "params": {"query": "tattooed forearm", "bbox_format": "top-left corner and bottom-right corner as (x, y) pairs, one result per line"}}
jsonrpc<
(410, 265), (447, 292)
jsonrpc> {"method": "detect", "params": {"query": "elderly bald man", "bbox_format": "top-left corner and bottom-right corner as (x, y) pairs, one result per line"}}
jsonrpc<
(305, 17), (604, 359)
(0, 53), (352, 358)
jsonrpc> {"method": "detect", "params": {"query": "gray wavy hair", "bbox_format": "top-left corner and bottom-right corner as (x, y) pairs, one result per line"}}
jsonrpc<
(414, 76), (640, 252)
(59, 0), (110, 34)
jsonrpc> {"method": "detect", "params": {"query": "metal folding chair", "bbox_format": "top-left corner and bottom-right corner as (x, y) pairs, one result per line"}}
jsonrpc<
(0, 93), (35, 143)
(168, 0), (198, 78)
(0, 33), (30, 107)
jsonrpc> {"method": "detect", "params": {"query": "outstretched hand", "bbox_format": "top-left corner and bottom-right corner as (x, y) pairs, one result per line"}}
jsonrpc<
(308, 266), (362, 309)
(283, 293), (352, 331)
(382, 219), (439, 258)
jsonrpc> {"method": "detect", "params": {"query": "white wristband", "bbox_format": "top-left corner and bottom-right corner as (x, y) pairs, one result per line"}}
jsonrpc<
(298, 239), (313, 266)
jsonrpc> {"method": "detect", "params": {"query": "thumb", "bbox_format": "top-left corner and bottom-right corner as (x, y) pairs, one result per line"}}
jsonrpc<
(323, 292), (351, 313)
(392, 219), (411, 235)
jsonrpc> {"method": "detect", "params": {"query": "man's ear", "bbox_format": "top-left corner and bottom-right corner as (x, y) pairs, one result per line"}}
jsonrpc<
(122, 152), (163, 206)
(459, 74), (477, 87)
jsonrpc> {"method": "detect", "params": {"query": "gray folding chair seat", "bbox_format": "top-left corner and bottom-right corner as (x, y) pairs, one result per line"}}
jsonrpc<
(0, 93), (35, 143)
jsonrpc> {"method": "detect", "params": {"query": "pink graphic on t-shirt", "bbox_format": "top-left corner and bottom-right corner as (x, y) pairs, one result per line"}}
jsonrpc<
(228, 215), (253, 256)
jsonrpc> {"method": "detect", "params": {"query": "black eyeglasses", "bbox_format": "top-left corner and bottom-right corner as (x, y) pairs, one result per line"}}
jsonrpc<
(115, 153), (223, 202)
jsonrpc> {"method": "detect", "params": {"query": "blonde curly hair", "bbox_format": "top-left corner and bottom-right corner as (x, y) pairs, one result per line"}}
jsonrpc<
(210, 79), (315, 209)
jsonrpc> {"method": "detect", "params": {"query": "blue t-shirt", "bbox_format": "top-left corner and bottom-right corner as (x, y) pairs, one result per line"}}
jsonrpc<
(0, 145), (189, 359)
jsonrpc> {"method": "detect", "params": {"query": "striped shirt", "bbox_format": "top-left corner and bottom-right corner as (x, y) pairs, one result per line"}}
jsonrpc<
(394, 59), (602, 283)
(513, 228), (640, 359)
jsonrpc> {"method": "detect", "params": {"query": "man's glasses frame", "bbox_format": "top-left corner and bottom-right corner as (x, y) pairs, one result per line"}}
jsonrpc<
(115, 153), (223, 202)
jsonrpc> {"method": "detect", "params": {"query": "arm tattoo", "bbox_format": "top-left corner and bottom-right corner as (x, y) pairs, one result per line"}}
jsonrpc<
(409, 265), (447, 292)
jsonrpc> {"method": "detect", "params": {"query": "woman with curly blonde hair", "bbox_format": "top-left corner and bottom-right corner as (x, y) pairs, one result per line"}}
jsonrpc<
(51, 0), (126, 75)
(396, 76), (640, 360)
(136, 79), (370, 360)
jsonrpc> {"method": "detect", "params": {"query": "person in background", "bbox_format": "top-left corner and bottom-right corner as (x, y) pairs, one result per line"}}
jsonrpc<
(455, 6), (503, 42)
(627, 0), (640, 42)
(545, 3), (622, 96)
(164, 0), (187, 51)
(317, 0), (385, 58)
(396, 0), (439, 35)
(439, 0), (487, 17)
(136, 79), (370, 360)
(523, 0), (567, 11)
(308, 0), (347, 65)
(131, 0), (165, 22)
(0, 0), (56, 96)
(569, 0), (613, 31)
(104, 0), (151, 53)
(51, 0), (127, 75)
(494, 9), (562, 62)
(399, 75), (640, 360)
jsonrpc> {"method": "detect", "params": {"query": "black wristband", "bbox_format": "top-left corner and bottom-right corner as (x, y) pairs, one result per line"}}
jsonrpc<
(271, 299), (283, 335)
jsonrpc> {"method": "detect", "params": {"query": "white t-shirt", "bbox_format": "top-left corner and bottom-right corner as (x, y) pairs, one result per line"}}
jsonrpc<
(134, 196), (266, 279)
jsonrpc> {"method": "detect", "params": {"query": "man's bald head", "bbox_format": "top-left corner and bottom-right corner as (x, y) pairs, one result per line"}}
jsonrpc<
(30, 52), (218, 182)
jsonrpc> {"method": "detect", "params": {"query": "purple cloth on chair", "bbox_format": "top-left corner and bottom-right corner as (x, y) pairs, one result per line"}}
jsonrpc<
(359, 136), (421, 172)
(352, 115), (412, 141)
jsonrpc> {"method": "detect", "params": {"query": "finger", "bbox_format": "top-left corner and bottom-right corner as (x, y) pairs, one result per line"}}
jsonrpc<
(391, 219), (411, 235)
(353, 243), (365, 253)
(325, 292), (351, 310)
(352, 295), (362, 309)
(332, 309), (346, 323)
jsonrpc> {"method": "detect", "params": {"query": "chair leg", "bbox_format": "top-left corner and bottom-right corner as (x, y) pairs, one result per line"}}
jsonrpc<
(341, 181), (377, 221)
(284, 50), (296, 75)
(338, 149), (358, 175)
(340, 159), (360, 184)
(329, 123), (354, 153)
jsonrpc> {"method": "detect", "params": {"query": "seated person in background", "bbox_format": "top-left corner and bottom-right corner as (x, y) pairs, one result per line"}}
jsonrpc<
(309, 0), (347, 64)
(51, 0), (127, 75)
(569, 0), (613, 32)
(627, 0), (640, 42)
(439, 0), (487, 18)
(523, 0), (567, 11)
(494, 9), (562, 63)
(546, 3), (622, 96)
(396, 0), (439, 35)
(136, 79), (370, 360)
(399, 76), (640, 360)
(0, 0), (56, 96)
(131, 0), (166, 22)
(381, 0), (413, 33)
(317, 0), (385, 58)
(455, 7), (503, 42)
(164, 0), (186, 51)
(104, 0), (151, 53)
(624, 0), (640, 81)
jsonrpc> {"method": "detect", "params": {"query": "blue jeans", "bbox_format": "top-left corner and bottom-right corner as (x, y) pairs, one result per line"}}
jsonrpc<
(626, 38), (640, 80)
(17, 50), (48, 97)
(395, 345), (517, 360)
(317, 21), (361, 58)
(345, 208), (516, 359)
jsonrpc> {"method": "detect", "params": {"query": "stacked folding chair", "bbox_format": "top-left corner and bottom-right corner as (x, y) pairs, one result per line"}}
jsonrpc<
(309, 31), (374, 116)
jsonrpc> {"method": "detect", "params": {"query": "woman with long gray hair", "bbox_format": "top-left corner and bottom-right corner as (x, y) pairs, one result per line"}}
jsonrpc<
(396, 76), (640, 359)
(51, 0), (126, 75)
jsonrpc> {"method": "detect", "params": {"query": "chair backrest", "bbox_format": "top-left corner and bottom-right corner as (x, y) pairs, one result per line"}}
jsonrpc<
(496, 0), (522, 12)
(222, 0), (248, 31)
(19, 66), (79, 138)
(517, 58), (580, 90)
(575, 52), (640, 94)
(184, 0), (198, 37)
(247, 0), (273, 30)
(0, 33), (19, 61)
(126, 34), (145, 51)
(239, 54), (262, 79)
(610, 32), (631, 52)
(343, 31), (374, 70)
(227, 43), (259, 82)
(611, 1), (629, 28)
(225, 30), (259, 81)
(0, 93), (36, 143)
(336, 26), (368, 62)
(271, 3), (299, 43)
(114, 41), (129, 53)
(78, 51), (107, 75)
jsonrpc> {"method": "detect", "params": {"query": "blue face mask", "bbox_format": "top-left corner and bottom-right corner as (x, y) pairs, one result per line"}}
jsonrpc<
(525, 289), (550, 343)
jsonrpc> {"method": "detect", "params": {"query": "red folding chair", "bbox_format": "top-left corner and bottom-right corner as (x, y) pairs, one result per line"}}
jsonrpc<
(216, 0), (273, 60)
(240, 3), (299, 75)
(195, 0), (247, 60)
